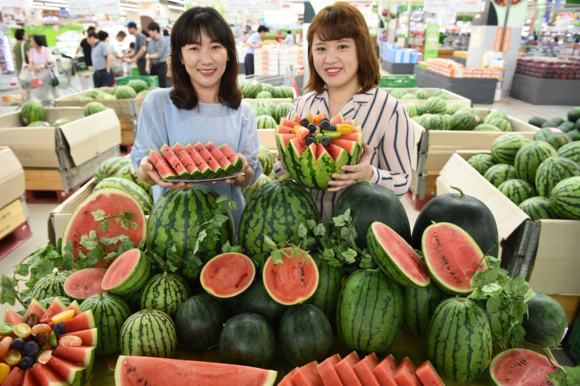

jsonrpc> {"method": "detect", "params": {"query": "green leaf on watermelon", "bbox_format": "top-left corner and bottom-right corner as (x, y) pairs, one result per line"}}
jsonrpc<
(63, 240), (74, 271)
(100, 235), (130, 246)
(547, 365), (580, 386)
(306, 219), (317, 230)
(228, 201), (238, 211)
(359, 256), (375, 269)
(86, 250), (101, 267)
(117, 240), (136, 256)
(271, 249), (284, 265)
(15, 264), (29, 277)
(341, 248), (357, 264)
(122, 211), (134, 219)
(100, 218), (110, 233)
(92, 209), (106, 221)
(263, 235), (278, 252)
(313, 223), (326, 237)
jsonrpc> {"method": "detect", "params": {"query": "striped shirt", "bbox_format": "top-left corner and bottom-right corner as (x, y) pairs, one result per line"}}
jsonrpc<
(273, 86), (414, 223)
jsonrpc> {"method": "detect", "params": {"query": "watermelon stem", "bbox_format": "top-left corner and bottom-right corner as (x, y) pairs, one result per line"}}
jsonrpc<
(277, 174), (292, 183)
(456, 296), (465, 302)
(450, 186), (465, 197)
(522, 341), (560, 369)
(356, 180), (372, 186)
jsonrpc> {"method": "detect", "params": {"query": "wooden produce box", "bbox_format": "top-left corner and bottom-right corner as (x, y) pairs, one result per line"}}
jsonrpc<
(437, 152), (580, 303)
(0, 108), (121, 192)
(0, 198), (27, 242)
(411, 109), (539, 199)
(381, 87), (472, 107)
(0, 147), (25, 210)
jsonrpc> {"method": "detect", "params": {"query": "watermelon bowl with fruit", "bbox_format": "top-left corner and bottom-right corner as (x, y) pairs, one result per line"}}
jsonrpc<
(276, 111), (364, 190)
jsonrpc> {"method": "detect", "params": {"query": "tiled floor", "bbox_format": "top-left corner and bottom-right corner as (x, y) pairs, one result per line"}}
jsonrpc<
(0, 71), (576, 366)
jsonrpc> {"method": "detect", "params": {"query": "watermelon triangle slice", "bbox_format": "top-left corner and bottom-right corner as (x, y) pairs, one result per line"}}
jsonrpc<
(205, 141), (234, 175)
(30, 363), (68, 386)
(115, 355), (277, 386)
(335, 352), (363, 386)
(218, 144), (243, 171)
(290, 361), (323, 386)
(318, 354), (344, 386)
(276, 125), (295, 134)
(4, 308), (24, 325)
(25, 299), (46, 323)
(40, 297), (68, 324)
(184, 143), (214, 178)
(353, 353), (381, 386)
(65, 301), (83, 316)
(278, 368), (298, 386)
(61, 328), (98, 347)
(46, 355), (88, 386)
(172, 142), (202, 179)
(53, 346), (95, 369)
(3, 367), (25, 386)
(161, 144), (190, 179)
(62, 310), (95, 333)
(193, 141), (225, 177)
(149, 149), (178, 180)
(23, 369), (39, 386)
(373, 355), (398, 386)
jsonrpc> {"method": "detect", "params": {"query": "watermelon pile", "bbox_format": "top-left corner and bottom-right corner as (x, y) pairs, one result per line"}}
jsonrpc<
(412, 106), (511, 132)
(390, 89), (451, 101)
(149, 142), (243, 181)
(241, 80), (294, 99)
(252, 100), (293, 130)
(468, 134), (580, 220)
(76, 82), (152, 103)
(528, 106), (580, 141)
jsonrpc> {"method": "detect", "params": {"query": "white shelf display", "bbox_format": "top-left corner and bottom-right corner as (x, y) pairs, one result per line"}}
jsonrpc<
(0, 27), (18, 91)
(254, 46), (304, 76)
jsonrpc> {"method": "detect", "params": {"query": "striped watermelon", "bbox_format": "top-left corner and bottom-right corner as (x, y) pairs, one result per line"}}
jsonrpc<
(257, 146), (274, 175)
(30, 271), (70, 301)
(175, 294), (227, 351)
(414, 90), (430, 99)
(535, 157), (580, 197)
(255, 101), (276, 116)
(458, 107), (484, 123)
(127, 80), (147, 93)
(114, 86), (137, 99)
(449, 111), (477, 131)
(239, 178), (320, 256)
(550, 176), (580, 220)
(474, 124), (502, 132)
(84, 102), (106, 117)
(120, 309), (177, 358)
(433, 90), (450, 99)
(403, 284), (444, 338)
(220, 313), (276, 368)
(498, 179), (538, 205)
(568, 107), (580, 122)
(422, 114), (448, 131)
(405, 103), (423, 118)
(115, 165), (152, 194)
(427, 297), (492, 383)
(484, 164), (518, 188)
(242, 173), (272, 200)
(309, 258), (344, 321)
(279, 304), (333, 367)
(256, 91), (273, 99)
(484, 111), (507, 123)
(568, 129), (580, 141)
(147, 186), (233, 259)
(514, 141), (558, 184)
(491, 134), (533, 165)
(488, 117), (512, 132)
(423, 97), (447, 114)
(468, 154), (496, 175)
(21, 100), (46, 125)
(391, 89), (407, 99)
(245, 81), (262, 98)
(519, 197), (557, 220)
(534, 128), (572, 150)
(559, 121), (576, 132)
(80, 293), (131, 356)
(140, 272), (190, 318)
(276, 86), (294, 98)
(95, 157), (133, 184)
(558, 142), (580, 164)
(40, 296), (71, 309)
(256, 115), (277, 129)
(254, 106), (271, 117)
(529, 116), (548, 127)
(101, 248), (151, 295)
(401, 93), (417, 100)
(336, 269), (403, 355)
(446, 103), (463, 115)
(274, 102), (293, 123)
(260, 83), (276, 95)
(94, 177), (153, 215)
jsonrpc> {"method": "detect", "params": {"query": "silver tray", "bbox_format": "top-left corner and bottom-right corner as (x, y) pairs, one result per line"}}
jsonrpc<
(160, 171), (245, 183)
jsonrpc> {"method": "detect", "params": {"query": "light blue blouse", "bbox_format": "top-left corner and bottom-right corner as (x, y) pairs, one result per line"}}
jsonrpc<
(130, 88), (262, 234)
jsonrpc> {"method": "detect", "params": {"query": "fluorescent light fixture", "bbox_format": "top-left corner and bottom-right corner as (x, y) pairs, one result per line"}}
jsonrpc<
(34, 5), (61, 9)
(169, 0), (185, 4)
(43, 0), (68, 4)
(120, 3), (139, 8)
(120, 7), (138, 12)
(168, 4), (184, 10)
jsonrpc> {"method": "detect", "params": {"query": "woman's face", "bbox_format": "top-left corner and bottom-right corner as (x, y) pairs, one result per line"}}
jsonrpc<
(29, 37), (37, 48)
(180, 29), (228, 93)
(311, 34), (359, 90)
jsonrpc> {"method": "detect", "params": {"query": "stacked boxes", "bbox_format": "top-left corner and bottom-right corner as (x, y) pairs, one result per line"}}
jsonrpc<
(254, 46), (304, 76)
(382, 44), (422, 64)
(516, 57), (580, 79)
(290, 46), (304, 76)
(425, 58), (501, 79)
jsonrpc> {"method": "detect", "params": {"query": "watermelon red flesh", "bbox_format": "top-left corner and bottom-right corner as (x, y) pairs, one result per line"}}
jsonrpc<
(279, 368), (299, 386)
(30, 363), (67, 386)
(115, 355), (277, 386)
(330, 139), (359, 157)
(315, 143), (327, 161)
(46, 355), (86, 385)
(5, 308), (24, 325)
(422, 222), (486, 294)
(66, 301), (82, 316)
(279, 134), (297, 151)
(161, 144), (190, 179)
(61, 328), (98, 346)
(262, 249), (319, 306)
(184, 143), (214, 177)
(149, 149), (178, 180)
(218, 143), (244, 171)
(40, 298), (68, 324)
(61, 189), (146, 261)
(337, 133), (364, 148)
(193, 141), (224, 176)
(101, 249), (140, 290)
(331, 113), (345, 125)
(394, 358), (421, 386)
(277, 125), (295, 134)
(373, 355), (398, 386)
(335, 352), (363, 386)
(326, 144), (348, 163)
(25, 299), (47, 321)
(53, 346), (95, 368)
(64, 268), (106, 300)
(353, 354), (381, 386)
(200, 253), (256, 298)
(23, 370), (39, 386)
(291, 361), (323, 386)
(63, 310), (96, 333)
(318, 354), (344, 386)
(415, 361), (444, 386)
(490, 349), (558, 386)
(172, 142), (202, 179)
(3, 367), (26, 386)
(289, 137), (308, 157)
(205, 141), (234, 175)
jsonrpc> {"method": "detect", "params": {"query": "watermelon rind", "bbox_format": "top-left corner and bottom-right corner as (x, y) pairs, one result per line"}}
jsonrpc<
(200, 253), (255, 299)
(94, 157), (133, 184)
(514, 141), (558, 184)
(550, 176), (580, 220)
(557, 142), (580, 164)
(535, 156), (580, 197)
(140, 271), (190, 318)
(519, 197), (557, 220)
(498, 179), (538, 206)
(101, 249), (152, 295)
(120, 309), (177, 358)
(94, 177), (153, 215)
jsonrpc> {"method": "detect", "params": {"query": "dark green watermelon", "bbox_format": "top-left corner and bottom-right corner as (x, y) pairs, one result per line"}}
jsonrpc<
(411, 187), (499, 257)
(236, 281), (289, 326)
(175, 294), (227, 351)
(308, 258), (344, 321)
(219, 313), (275, 368)
(522, 293), (568, 348)
(331, 181), (411, 248)
(403, 284), (445, 338)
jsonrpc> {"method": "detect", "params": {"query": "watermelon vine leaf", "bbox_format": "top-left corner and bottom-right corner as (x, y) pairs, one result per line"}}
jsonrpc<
(548, 365), (580, 386)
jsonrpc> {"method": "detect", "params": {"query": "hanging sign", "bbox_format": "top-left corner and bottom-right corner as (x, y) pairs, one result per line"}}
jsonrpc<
(68, 0), (121, 15)
(424, 23), (440, 60)
(226, 0), (281, 12)
(424, 0), (481, 13)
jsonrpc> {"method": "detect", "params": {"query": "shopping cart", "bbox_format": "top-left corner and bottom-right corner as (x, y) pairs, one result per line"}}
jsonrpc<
(30, 65), (59, 107)
(55, 57), (77, 93)
(77, 71), (94, 91)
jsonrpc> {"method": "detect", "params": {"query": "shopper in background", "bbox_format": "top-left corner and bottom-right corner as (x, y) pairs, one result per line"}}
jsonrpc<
(128, 43), (135, 57)
(277, 31), (283, 44)
(377, 30), (388, 59)
(274, 2), (413, 222)
(163, 29), (171, 54)
(73, 26), (96, 69)
(13, 29), (30, 74)
(283, 30), (295, 47)
(131, 6), (260, 232)
(124, 21), (147, 75)
(142, 30), (150, 41)
(244, 25), (269, 77)
(90, 31), (114, 87)
(109, 31), (126, 78)
(145, 22), (168, 88)
(28, 35), (58, 100)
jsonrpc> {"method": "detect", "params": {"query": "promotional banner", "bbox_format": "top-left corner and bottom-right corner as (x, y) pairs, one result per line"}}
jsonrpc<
(68, 0), (121, 15)
(226, 0), (281, 12)
(424, 23), (440, 60)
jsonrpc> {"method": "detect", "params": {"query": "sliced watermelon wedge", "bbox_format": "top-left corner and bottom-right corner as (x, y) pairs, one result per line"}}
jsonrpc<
(277, 125), (295, 134)
(288, 137), (308, 157)
(326, 144), (350, 167)
(281, 118), (299, 128)
(65, 300), (83, 316)
(184, 143), (214, 178)
(416, 361), (444, 386)
(335, 351), (363, 386)
(30, 363), (68, 386)
(115, 355), (277, 386)
(318, 354), (344, 386)
(23, 370), (39, 386)
(53, 346), (95, 368)
(61, 328), (98, 347)
(331, 112), (345, 125)
(172, 142), (202, 179)
(5, 308), (24, 325)
(46, 355), (88, 386)
(353, 353), (381, 386)
(63, 310), (95, 333)
(40, 298), (68, 324)
(338, 132), (364, 148)
(3, 367), (26, 386)
(394, 358), (421, 386)
(289, 113), (302, 124)
(373, 355), (397, 386)
(161, 144), (190, 179)
(291, 361), (323, 386)
(278, 134), (297, 152)
(278, 368), (298, 386)
(205, 141), (234, 175)
(193, 141), (224, 177)
(25, 299), (47, 322)
(218, 144), (243, 171)
(149, 149), (178, 180)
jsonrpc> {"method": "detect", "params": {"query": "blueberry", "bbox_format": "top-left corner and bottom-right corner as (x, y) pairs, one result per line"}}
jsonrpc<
(321, 136), (331, 147)
(320, 120), (331, 131)
(54, 321), (67, 336)
(307, 123), (317, 133)
(24, 341), (39, 356)
(329, 125), (337, 131)
(321, 117), (330, 122)
(305, 136), (315, 146)
(300, 118), (310, 127)
(19, 356), (34, 370)
(11, 337), (26, 351)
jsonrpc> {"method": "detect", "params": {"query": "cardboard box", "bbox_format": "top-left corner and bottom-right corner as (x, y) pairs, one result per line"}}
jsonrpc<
(0, 108), (120, 169)
(0, 198), (27, 241)
(0, 147), (25, 210)
(380, 88), (472, 107)
(437, 152), (580, 295)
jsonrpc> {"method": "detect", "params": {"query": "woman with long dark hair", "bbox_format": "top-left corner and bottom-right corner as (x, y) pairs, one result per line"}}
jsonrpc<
(131, 7), (261, 231)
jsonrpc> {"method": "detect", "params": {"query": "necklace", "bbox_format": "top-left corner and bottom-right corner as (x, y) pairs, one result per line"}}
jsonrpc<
(328, 92), (354, 106)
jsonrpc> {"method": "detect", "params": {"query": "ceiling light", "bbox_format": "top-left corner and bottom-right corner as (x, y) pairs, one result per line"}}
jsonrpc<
(120, 3), (139, 8)
(168, 4), (184, 10)
(34, 5), (60, 10)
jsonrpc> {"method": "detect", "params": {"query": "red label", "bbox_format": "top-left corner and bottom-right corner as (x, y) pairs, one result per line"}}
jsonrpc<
(474, 115), (482, 123)
(549, 127), (563, 134)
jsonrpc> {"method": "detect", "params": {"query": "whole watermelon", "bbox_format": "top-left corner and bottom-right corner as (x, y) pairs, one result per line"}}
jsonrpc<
(274, 102), (293, 124)
(30, 271), (71, 301)
(391, 89), (408, 99)
(489, 117), (512, 132)
(27, 121), (51, 127)
(331, 181), (411, 248)
(115, 85), (137, 99)
(426, 297), (492, 383)
(567, 106), (580, 123)
(277, 86), (294, 98)
(423, 97), (447, 114)
(236, 281), (289, 326)
(254, 106), (271, 117)
(519, 197), (557, 220)
(95, 157), (133, 184)
(422, 114), (448, 131)
(514, 141), (558, 184)
(257, 146), (274, 176)
(522, 293), (568, 348)
(256, 91), (273, 99)
(411, 186), (499, 257)
(550, 176), (580, 220)
(484, 164), (518, 188)
(403, 284), (445, 338)
(308, 257), (344, 321)
(84, 102), (106, 117)
(529, 116), (548, 127)
(535, 156), (580, 197)
(140, 271), (190, 318)
(337, 269), (403, 354)
(244, 81), (262, 98)
(405, 103), (423, 118)
(120, 309), (177, 358)
(256, 115), (277, 129)
(241, 173), (272, 200)
(127, 79), (147, 93)
(239, 178), (320, 256)
(220, 313), (276, 368)
(534, 128), (572, 150)
(558, 142), (580, 164)
(467, 154), (495, 175)
(414, 90), (430, 99)
(484, 111), (507, 124)
(254, 101), (276, 116)
(21, 100), (45, 125)
(40, 296), (71, 308)
(116, 164), (152, 194)
(176, 294), (226, 351)
(449, 111), (477, 131)
(147, 186), (233, 260)
(498, 179), (538, 206)
(260, 83), (275, 95)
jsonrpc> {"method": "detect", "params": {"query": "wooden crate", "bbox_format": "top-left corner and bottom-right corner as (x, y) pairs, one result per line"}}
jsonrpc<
(0, 199), (27, 241)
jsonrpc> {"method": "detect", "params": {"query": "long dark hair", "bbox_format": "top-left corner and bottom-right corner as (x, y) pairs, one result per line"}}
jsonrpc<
(170, 7), (242, 110)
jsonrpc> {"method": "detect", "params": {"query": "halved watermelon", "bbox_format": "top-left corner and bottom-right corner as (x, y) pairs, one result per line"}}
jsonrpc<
(3, 367), (26, 386)
(172, 142), (202, 179)
(149, 149), (178, 180)
(416, 361), (444, 386)
(101, 248), (151, 296)
(161, 144), (190, 179)
(115, 355), (277, 386)
(490, 349), (559, 386)
(25, 299), (47, 321)
(40, 298), (68, 324)
(279, 368), (299, 386)
(63, 269), (107, 301)
(53, 346), (95, 368)
(205, 141), (235, 175)
(193, 141), (224, 176)
(200, 253), (255, 298)
(218, 144), (244, 171)
(62, 310), (96, 333)
(291, 361), (323, 386)
(335, 351), (363, 386)
(184, 143), (214, 178)
(30, 363), (67, 386)
(46, 355), (88, 386)
(5, 308), (24, 325)
(61, 328), (98, 347)
(318, 354), (344, 386)
(277, 125), (295, 134)
(353, 354), (381, 386)
(394, 358), (421, 386)
(66, 301), (83, 316)
(373, 355), (397, 386)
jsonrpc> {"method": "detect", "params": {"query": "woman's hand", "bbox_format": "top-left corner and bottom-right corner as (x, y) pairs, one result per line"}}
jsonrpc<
(327, 143), (374, 192)
(139, 156), (191, 189)
(34, 66), (41, 72)
(215, 153), (252, 187)
(145, 65), (150, 74)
